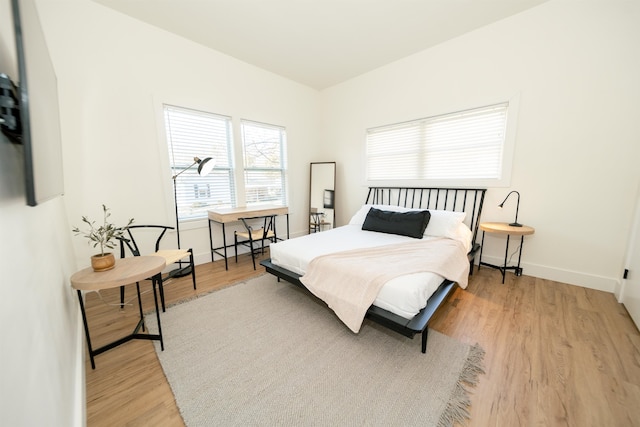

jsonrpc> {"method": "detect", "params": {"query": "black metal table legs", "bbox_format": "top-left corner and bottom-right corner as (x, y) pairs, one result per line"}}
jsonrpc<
(77, 273), (164, 369)
(478, 231), (525, 284)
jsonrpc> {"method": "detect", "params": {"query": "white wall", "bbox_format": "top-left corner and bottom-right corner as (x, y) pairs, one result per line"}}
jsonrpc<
(3, 0), (638, 423)
(321, 0), (640, 292)
(38, 0), (322, 269)
(1, 0), (321, 424)
(0, 1), (82, 425)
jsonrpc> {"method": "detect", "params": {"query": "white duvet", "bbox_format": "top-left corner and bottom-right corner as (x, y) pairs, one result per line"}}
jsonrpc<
(270, 222), (472, 319)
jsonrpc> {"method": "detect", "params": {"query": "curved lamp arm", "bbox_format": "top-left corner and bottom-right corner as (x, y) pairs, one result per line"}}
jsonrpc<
(172, 156), (215, 249)
(498, 190), (522, 227)
(172, 156), (214, 180)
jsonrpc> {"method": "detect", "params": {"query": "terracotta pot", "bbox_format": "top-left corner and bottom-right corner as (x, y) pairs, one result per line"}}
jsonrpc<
(91, 253), (116, 272)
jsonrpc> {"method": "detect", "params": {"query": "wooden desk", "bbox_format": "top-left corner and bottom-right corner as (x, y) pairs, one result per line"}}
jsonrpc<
(478, 222), (535, 284)
(71, 256), (166, 369)
(208, 205), (289, 270)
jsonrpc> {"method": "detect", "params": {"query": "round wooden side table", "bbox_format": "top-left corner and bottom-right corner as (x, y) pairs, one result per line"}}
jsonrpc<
(71, 256), (166, 368)
(478, 222), (535, 283)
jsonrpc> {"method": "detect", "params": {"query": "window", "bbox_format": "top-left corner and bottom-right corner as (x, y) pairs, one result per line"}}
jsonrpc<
(164, 105), (235, 221)
(366, 102), (514, 186)
(241, 120), (287, 206)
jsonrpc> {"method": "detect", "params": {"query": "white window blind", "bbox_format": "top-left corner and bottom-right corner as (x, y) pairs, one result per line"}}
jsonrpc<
(164, 105), (235, 221)
(241, 120), (287, 206)
(366, 103), (509, 182)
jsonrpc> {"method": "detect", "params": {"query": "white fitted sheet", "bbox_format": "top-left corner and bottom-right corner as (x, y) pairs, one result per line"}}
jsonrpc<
(270, 224), (470, 319)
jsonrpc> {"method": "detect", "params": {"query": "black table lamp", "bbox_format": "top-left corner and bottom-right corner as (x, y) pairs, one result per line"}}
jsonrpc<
(498, 190), (522, 227)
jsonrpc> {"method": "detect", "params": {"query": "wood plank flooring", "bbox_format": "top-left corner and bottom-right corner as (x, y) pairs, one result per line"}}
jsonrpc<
(83, 252), (640, 426)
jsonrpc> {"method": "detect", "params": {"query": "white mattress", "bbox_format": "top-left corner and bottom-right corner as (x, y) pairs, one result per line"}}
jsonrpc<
(270, 224), (470, 319)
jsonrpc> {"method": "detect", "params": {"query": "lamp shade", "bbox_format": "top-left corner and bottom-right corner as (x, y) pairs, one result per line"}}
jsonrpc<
(196, 157), (215, 176)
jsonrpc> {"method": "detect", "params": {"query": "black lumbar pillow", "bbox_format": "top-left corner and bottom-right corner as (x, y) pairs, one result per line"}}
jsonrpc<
(361, 208), (431, 239)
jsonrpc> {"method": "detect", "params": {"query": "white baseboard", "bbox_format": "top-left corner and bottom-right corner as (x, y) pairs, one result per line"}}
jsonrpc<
(194, 251), (218, 266)
(477, 255), (619, 294)
(192, 247), (249, 266)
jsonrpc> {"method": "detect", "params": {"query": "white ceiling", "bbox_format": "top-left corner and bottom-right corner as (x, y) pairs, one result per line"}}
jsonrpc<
(92, 0), (547, 90)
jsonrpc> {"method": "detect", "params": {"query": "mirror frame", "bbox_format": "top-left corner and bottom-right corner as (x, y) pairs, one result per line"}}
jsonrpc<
(309, 162), (336, 234)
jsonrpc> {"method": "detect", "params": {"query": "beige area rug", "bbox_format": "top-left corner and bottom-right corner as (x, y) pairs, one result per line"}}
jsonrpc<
(146, 274), (484, 427)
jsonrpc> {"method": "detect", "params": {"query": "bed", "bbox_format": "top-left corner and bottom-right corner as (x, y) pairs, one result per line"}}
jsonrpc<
(260, 187), (486, 353)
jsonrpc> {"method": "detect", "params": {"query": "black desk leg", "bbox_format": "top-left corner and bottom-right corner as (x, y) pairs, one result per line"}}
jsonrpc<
(77, 290), (96, 370)
(222, 223), (228, 270)
(208, 219), (214, 263)
(209, 219), (232, 270)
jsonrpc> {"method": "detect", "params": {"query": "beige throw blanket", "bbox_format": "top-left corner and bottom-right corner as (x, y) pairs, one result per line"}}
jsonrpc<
(300, 238), (469, 333)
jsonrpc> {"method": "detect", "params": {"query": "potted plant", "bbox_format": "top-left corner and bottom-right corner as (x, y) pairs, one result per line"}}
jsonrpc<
(72, 205), (134, 272)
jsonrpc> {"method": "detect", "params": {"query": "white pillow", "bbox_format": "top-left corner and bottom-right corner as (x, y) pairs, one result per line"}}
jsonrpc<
(451, 222), (473, 253)
(348, 204), (466, 239)
(425, 209), (466, 239)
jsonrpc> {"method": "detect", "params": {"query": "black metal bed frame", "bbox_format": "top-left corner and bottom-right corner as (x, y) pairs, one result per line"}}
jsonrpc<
(261, 186), (486, 353)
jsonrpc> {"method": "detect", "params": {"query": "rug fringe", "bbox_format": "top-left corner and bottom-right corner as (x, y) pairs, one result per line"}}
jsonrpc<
(437, 343), (486, 427)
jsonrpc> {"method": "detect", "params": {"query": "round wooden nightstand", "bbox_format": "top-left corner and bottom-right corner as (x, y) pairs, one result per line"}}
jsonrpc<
(478, 222), (535, 283)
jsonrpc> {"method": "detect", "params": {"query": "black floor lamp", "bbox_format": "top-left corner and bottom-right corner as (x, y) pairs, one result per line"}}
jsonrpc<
(171, 156), (215, 277)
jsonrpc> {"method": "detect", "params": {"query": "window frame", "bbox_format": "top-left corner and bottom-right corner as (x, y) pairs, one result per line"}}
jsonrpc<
(364, 95), (520, 188)
(163, 104), (237, 224)
(240, 119), (288, 207)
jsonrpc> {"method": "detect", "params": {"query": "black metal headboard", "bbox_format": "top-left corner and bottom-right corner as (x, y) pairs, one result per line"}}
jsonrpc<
(365, 187), (486, 247)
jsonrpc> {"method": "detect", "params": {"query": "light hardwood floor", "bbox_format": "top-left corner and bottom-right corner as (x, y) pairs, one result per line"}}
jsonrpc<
(83, 252), (640, 426)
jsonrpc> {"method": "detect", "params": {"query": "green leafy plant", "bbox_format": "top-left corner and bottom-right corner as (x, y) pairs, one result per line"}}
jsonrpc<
(72, 205), (134, 256)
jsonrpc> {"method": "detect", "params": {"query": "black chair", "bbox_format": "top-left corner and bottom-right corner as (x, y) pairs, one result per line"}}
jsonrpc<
(310, 211), (331, 233)
(118, 225), (196, 311)
(234, 215), (277, 270)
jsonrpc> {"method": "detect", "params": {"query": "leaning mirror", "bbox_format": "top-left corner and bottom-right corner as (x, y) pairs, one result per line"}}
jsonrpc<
(309, 162), (336, 233)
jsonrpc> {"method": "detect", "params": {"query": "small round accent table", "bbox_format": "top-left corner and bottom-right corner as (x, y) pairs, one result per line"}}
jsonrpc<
(478, 222), (535, 284)
(71, 256), (166, 369)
